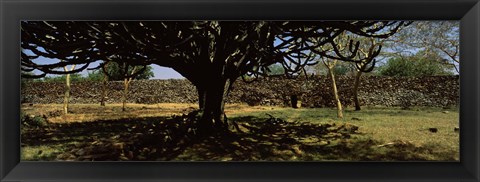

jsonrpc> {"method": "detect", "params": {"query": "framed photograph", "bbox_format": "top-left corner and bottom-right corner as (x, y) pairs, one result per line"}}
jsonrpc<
(1, 0), (479, 181)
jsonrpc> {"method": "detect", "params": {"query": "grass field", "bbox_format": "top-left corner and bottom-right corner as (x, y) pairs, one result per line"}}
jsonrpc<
(21, 103), (459, 161)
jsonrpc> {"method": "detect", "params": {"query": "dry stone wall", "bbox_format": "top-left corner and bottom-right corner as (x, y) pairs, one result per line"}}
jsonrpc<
(22, 76), (459, 108)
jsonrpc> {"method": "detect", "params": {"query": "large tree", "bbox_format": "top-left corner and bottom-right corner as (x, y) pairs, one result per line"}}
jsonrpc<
(21, 21), (407, 133)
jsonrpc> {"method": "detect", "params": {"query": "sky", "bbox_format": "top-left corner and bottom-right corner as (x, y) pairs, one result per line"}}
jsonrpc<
(27, 51), (186, 80)
(150, 65), (183, 79)
(31, 59), (185, 79)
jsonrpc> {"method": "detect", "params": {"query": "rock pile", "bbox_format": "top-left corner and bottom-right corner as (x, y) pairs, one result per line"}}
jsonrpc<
(22, 75), (459, 108)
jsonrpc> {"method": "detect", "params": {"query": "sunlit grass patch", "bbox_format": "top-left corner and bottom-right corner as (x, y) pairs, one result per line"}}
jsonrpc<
(228, 106), (459, 161)
(21, 145), (67, 161)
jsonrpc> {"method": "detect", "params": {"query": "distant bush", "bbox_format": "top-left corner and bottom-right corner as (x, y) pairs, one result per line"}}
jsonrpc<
(90, 63), (155, 81)
(42, 73), (85, 83)
(37, 64), (155, 83)
(377, 51), (454, 77)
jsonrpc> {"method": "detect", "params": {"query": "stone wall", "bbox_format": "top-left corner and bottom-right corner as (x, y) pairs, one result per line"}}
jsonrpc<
(21, 75), (459, 108)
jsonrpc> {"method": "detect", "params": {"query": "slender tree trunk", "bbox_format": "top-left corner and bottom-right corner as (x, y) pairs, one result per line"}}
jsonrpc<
(63, 73), (71, 114)
(63, 64), (76, 115)
(121, 65), (136, 112)
(353, 71), (363, 111)
(122, 78), (131, 112)
(100, 71), (108, 106)
(327, 66), (343, 119)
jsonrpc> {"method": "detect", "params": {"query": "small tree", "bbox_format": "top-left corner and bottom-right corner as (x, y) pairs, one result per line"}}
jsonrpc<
(62, 63), (76, 114)
(87, 62), (154, 107)
(351, 37), (382, 111)
(314, 32), (351, 119)
(120, 63), (137, 111)
(314, 32), (382, 115)
(83, 65), (110, 106)
(100, 62), (154, 81)
(322, 58), (343, 118)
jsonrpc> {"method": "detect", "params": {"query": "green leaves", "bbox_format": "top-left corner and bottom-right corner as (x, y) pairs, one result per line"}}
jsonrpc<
(377, 50), (454, 77)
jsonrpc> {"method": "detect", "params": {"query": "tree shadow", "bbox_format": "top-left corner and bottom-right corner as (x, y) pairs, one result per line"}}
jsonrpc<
(21, 114), (449, 161)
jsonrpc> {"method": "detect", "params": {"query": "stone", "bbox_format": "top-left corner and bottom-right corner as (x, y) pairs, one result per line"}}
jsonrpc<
(21, 76), (459, 108)
(454, 127), (459, 132)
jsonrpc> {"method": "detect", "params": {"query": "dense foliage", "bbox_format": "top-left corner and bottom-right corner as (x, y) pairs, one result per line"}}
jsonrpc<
(377, 51), (454, 77)
(87, 63), (154, 81)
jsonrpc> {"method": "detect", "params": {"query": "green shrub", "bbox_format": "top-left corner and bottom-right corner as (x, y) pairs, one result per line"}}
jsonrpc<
(377, 51), (454, 77)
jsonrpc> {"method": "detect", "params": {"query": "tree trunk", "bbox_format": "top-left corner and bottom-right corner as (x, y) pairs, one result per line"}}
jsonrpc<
(63, 64), (75, 115)
(328, 67), (343, 119)
(63, 73), (71, 115)
(121, 64), (136, 112)
(122, 78), (130, 112)
(353, 71), (363, 111)
(197, 87), (206, 110)
(100, 71), (108, 106)
(291, 95), (299, 108)
(196, 78), (237, 133)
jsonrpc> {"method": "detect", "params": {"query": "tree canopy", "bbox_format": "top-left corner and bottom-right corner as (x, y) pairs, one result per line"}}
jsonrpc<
(22, 21), (406, 78)
(21, 21), (408, 133)
(380, 21), (459, 73)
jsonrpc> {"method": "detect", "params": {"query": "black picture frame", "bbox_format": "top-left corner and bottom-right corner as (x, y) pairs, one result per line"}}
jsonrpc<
(1, 0), (479, 181)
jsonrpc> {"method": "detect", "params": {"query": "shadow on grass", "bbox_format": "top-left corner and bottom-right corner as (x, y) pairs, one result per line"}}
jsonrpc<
(21, 114), (454, 161)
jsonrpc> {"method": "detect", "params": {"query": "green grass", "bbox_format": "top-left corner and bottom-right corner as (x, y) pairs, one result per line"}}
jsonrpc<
(21, 104), (459, 161)
(22, 145), (67, 161)
(229, 106), (460, 161)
